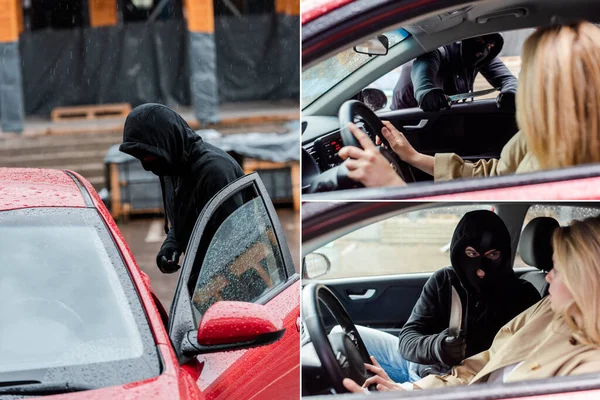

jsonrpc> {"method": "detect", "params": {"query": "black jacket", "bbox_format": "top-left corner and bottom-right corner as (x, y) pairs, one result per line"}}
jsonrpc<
(397, 211), (541, 377)
(119, 104), (245, 255)
(391, 35), (518, 110)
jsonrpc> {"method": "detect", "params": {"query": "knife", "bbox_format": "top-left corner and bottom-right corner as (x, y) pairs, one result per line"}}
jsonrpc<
(447, 87), (500, 104)
(449, 285), (463, 338)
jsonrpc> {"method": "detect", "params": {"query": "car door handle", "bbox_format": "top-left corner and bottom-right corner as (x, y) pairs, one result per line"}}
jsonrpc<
(348, 289), (376, 300)
(403, 119), (428, 130)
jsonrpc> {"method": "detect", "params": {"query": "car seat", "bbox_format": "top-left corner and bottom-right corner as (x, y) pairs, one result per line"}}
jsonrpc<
(518, 217), (559, 297)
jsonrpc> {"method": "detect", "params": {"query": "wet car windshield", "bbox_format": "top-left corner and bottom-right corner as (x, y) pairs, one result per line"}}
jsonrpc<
(302, 28), (410, 108)
(0, 207), (160, 387)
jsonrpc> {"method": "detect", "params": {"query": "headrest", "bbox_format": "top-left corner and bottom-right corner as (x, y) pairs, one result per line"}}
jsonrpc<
(518, 217), (559, 272)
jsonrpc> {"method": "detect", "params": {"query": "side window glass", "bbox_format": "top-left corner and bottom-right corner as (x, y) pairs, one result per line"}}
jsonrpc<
(362, 28), (536, 111)
(190, 191), (287, 325)
(514, 205), (600, 268)
(304, 205), (494, 280)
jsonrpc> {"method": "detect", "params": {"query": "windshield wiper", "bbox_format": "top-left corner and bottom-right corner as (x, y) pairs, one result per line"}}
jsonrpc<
(0, 381), (93, 395)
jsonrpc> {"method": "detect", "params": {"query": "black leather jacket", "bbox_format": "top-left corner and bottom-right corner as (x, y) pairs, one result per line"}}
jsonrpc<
(391, 35), (517, 110)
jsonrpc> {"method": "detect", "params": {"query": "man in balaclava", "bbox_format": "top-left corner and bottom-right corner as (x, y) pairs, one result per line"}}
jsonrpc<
(119, 104), (245, 274)
(336, 210), (541, 385)
(396, 210), (540, 379)
(391, 34), (518, 111)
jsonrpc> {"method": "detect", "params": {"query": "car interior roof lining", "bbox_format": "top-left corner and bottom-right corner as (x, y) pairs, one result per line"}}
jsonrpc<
(305, 0), (600, 115)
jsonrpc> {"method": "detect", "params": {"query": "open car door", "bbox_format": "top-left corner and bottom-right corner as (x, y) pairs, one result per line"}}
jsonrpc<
(168, 172), (300, 400)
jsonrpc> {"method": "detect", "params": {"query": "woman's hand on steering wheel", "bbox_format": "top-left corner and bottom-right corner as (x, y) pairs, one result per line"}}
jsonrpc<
(342, 356), (406, 393)
(338, 123), (407, 187)
(378, 121), (419, 163)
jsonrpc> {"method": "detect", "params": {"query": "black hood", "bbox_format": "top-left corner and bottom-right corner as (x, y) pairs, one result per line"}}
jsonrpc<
(450, 210), (512, 294)
(460, 33), (504, 69)
(119, 103), (202, 175)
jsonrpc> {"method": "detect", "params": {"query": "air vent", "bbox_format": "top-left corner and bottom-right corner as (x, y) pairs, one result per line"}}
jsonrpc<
(304, 144), (321, 169)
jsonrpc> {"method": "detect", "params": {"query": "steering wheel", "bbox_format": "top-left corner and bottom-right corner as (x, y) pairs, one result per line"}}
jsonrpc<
(302, 283), (373, 394)
(339, 100), (416, 184)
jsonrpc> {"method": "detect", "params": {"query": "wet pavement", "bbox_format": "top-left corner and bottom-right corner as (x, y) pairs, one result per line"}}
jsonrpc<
(119, 207), (300, 311)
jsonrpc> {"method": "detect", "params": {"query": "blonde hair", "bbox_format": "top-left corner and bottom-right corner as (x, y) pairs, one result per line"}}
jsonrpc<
(552, 216), (600, 346)
(517, 22), (600, 168)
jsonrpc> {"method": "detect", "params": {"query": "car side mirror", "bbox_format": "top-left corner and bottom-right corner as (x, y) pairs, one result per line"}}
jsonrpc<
(302, 252), (331, 280)
(180, 301), (286, 356)
(354, 35), (389, 56)
(361, 88), (388, 112)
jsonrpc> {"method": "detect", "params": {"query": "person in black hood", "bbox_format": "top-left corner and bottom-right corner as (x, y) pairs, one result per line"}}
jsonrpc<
(330, 210), (540, 384)
(391, 34), (518, 111)
(119, 104), (245, 274)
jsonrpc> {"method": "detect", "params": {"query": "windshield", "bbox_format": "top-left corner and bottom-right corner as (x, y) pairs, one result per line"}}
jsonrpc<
(0, 208), (160, 387)
(302, 29), (410, 108)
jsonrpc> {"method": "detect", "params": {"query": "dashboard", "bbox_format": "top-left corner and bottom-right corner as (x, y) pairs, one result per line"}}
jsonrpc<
(302, 116), (372, 173)
(305, 131), (344, 172)
(302, 116), (341, 173)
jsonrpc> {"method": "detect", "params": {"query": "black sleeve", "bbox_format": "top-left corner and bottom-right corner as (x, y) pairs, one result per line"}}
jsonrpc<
(163, 227), (181, 251)
(391, 63), (418, 110)
(411, 49), (444, 106)
(478, 56), (518, 95)
(519, 279), (542, 309)
(397, 271), (448, 365)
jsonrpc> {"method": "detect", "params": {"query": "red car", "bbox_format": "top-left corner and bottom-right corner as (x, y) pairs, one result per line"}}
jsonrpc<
(301, 0), (600, 201)
(301, 201), (600, 399)
(0, 168), (299, 399)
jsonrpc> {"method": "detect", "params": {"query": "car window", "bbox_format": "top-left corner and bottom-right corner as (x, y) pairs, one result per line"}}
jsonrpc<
(302, 29), (410, 108)
(364, 29), (535, 112)
(0, 208), (160, 385)
(305, 204), (494, 280)
(190, 193), (288, 325)
(514, 205), (600, 268)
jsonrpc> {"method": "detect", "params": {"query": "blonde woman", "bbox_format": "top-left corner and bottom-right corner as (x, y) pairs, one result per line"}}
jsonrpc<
(340, 21), (600, 185)
(343, 216), (600, 393)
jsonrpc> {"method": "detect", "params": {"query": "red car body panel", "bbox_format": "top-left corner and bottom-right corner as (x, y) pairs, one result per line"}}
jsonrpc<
(418, 176), (600, 201)
(195, 281), (301, 400)
(302, 0), (355, 23)
(0, 168), (87, 210)
(1, 168), (299, 400)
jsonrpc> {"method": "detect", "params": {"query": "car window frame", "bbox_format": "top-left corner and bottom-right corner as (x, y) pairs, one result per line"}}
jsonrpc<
(168, 173), (297, 360)
(304, 203), (501, 281)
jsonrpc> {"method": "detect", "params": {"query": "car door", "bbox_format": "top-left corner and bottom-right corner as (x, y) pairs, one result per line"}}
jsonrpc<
(379, 101), (517, 181)
(168, 172), (300, 400)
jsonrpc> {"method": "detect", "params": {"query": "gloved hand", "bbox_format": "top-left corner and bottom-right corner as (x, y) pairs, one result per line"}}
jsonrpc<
(156, 241), (182, 274)
(435, 332), (466, 366)
(496, 91), (516, 110)
(420, 89), (450, 112)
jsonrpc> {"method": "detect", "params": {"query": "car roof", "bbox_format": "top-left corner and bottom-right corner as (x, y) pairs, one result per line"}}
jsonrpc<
(0, 168), (89, 211)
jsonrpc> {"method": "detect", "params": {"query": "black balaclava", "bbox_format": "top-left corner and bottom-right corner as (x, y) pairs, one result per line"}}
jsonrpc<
(461, 33), (503, 68)
(450, 210), (512, 294)
(119, 103), (202, 177)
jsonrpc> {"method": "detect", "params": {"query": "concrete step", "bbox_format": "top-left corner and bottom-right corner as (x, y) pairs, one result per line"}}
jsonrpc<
(0, 150), (108, 168)
(0, 134), (120, 157)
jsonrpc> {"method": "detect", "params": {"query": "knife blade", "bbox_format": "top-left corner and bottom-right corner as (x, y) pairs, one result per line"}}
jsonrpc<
(447, 87), (500, 103)
(449, 285), (463, 338)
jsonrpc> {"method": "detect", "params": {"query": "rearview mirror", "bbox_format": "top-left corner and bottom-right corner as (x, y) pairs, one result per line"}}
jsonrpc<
(354, 35), (389, 56)
(180, 301), (286, 356)
(302, 252), (331, 280)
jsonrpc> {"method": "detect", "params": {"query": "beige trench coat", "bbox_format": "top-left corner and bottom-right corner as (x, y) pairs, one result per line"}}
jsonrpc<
(413, 297), (600, 390)
(433, 131), (539, 182)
